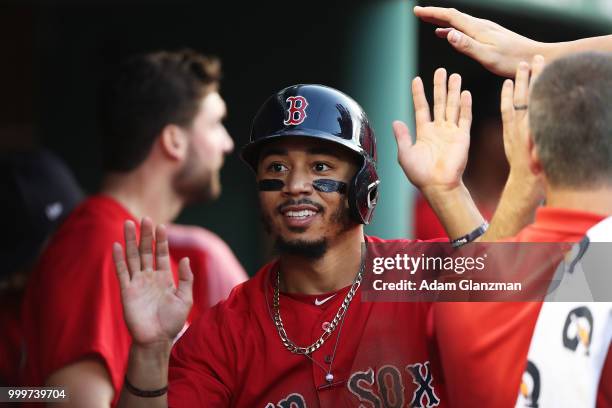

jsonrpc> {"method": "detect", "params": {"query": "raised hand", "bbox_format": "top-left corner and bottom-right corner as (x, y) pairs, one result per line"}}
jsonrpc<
(113, 218), (193, 347)
(393, 67), (472, 193)
(414, 6), (541, 78)
(500, 55), (546, 199)
(480, 55), (547, 240)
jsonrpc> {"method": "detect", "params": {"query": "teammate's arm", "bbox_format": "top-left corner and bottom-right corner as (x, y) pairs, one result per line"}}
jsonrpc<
(481, 55), (546, 240)
(45, 359), (114, 407)
(393, 67), (486, 240)
(113, 218), (194, 408)
(414, 6), (612, 78)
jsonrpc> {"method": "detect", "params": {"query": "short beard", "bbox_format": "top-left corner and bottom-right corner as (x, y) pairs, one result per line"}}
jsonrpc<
(275, 237), (328, 260)
(173, 145), (216, 204)
(262, 197), (355, 260)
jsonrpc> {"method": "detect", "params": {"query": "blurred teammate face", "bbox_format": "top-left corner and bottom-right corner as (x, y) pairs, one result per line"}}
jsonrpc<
(174, 92), (234, 203)
(257, 138), (359, 259)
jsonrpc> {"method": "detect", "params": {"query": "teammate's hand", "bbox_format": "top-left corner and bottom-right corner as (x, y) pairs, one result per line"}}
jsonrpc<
(414, 6), (541, 78)
(500, 55), (545, 196)
(393, 68), (471, 193)
(113, 218), (193, 347)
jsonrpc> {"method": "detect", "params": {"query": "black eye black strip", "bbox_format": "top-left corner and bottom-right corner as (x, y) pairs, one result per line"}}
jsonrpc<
(258, 179), (285, 191)
(313, 179), (347, 194)
(258, 179), (347, 193)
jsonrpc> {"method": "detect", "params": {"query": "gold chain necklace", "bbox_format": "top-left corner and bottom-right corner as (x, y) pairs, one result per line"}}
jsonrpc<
(271, 259), (365, 356)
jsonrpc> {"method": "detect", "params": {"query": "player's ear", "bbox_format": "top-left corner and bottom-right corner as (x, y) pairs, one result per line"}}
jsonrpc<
(159, 124), (189, 161)
(527, 133), (543, 177)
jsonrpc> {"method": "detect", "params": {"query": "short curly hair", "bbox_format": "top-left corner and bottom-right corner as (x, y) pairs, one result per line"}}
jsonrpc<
(98, 49), (221, 172)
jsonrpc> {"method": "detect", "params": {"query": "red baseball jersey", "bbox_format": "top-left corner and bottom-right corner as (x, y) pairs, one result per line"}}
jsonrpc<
(21, 195), (246, 406)
(168, 236), (447, 408)
(432, 207), (611, 407)
(21, 195), (178, 407)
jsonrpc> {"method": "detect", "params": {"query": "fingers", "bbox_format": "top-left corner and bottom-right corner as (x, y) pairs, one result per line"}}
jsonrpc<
(458, 90), (472, 134)
(433, 68), (447, 122)
(112, 242), (130, 290)
(412, 77), (431, 128)
(414, 6), (479, 37)
(124, 220), (141, 277)
(392, 120), (413, 155)
(155, 223), (172, 272)
(500, 79), (515, 127)
(446, 73), (462, 124)
(414, 70), (467, 128)
(139, 217), (155, 272)
(435, 28), (452, 39)
(446, 29), (487, 65)
(513, 61), (530, 111)
(176, 257), (194, 307)
(530, 55), (546, 86)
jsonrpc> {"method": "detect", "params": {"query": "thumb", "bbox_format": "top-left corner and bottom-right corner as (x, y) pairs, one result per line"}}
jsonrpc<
(447, 29), (483, 61)
(176, 257), (194, 306)
(392, 120), (414, 157)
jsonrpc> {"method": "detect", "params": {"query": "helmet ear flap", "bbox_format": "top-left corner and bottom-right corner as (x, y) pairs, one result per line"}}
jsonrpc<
(348, 159), (380, 224)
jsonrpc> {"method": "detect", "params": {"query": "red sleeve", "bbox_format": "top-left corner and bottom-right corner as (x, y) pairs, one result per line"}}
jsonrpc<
(21, 208), (142, 407)
(24, 230), (130, 405)
(22, 198), (180, 407)
(432, 302), (542, 407)
(168, 304), (234, 407)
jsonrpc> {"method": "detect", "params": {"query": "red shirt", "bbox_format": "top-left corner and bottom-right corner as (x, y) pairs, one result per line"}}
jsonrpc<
(167, 224), (248, 322)
(432, 207), (609, 407)
(21, 195), (178, 406)
(168, 236), (447, 408)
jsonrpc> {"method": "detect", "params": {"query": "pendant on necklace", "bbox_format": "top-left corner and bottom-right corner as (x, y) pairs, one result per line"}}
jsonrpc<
(325, 373), (334, 383)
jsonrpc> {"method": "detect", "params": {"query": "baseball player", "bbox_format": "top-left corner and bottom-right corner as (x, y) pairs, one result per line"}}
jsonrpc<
(111, 69), (541, 407)
(20, 50), (245, 407)
(412, 7), (612, 407)
(0, 149), (83, 387)
(433, 52), (612, 408)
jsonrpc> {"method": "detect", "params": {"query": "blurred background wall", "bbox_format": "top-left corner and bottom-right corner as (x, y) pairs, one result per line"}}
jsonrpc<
(1, 0), (610, 275)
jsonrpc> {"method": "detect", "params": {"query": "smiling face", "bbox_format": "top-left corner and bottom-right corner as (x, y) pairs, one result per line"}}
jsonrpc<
(257, 137), (360, 258)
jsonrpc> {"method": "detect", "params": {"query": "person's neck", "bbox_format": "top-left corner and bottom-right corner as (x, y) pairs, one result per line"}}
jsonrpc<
(546, 185), (612, 216)
(100, 164), (184, 225)
(278, 228), (365, 295)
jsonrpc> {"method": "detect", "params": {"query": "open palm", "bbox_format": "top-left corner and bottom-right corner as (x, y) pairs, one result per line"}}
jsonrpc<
(394, 68), (472, 191)
(113, 218), (193, 346)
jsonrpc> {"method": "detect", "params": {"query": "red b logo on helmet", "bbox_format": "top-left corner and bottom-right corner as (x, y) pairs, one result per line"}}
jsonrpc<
(284, 96), (309, 125)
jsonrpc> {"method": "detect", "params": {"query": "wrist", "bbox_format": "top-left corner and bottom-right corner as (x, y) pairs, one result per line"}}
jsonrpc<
(506, 171), (544, 204)
(420, 181), (465, 202)
(132, 340), (173, 355)
(532, 41), (558, 62)
(421, 182), (486, 240)
(125, 341), (172, 391)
